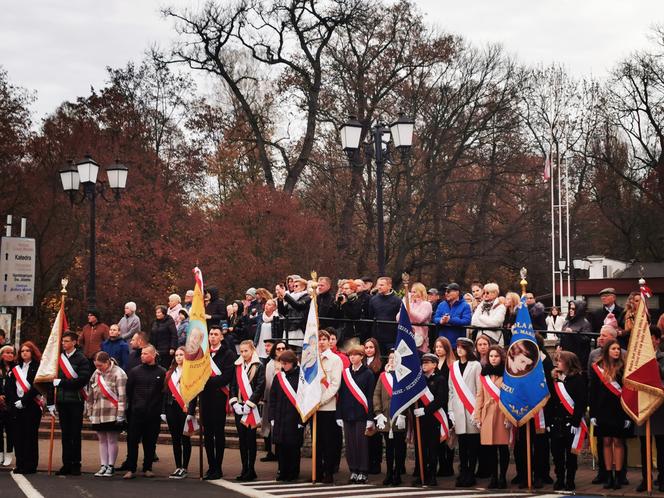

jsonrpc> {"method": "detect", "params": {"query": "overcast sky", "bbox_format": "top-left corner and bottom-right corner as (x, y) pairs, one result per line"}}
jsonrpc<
(1, 0), (662, 120)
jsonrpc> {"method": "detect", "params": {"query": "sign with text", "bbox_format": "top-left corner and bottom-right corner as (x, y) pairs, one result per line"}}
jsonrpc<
(0, 237), (36, 307)
(0, 313), (11, 336)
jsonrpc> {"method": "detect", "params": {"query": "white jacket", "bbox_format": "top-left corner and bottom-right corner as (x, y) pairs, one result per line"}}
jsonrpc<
(448, 360), (482, 435)
(319, 348), (343, 412)
(471, 298), (507, 345)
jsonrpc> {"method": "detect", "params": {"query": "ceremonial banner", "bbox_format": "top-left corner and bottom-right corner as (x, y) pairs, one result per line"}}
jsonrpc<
(499, 297), (550, 426)
(621, 296), (664, 424)
(296, 298), (321, 422)
(35, 298), (67, 383)
(181, 267), (210, 404)
(390, 303), (427, 422)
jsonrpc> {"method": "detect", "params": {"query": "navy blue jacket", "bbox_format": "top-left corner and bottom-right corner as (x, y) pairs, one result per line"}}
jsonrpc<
(101, 337), (129, 370)
(433, 299), (472, 344)
(367, 291), (402, 345)
(336, 364), (375, 422)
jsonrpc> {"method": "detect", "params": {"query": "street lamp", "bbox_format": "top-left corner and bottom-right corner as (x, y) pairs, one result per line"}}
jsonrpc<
(59, 155), (128, 311)
(572, 258), (590, 299)
(339, 113), (415, 275)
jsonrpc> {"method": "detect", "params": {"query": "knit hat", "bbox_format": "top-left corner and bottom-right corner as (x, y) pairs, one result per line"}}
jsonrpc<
(603, 312), (618, 329)
(245, 288), (257, 298)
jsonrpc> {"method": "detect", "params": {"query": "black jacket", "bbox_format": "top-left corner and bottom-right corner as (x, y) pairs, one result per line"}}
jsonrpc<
(317, 291), (339, 328)
(126, 348), (142, 372)
(54, 348), (91, 404)
(588, 363), (628, 428)
(230, 356), (266, 409)
(5, 361), (42, 412)
(419, 370), (448, 433)
(591, 304), (624, 334)
(560, 300), (592, 370)
(337, 364), (375, 422)
(549, 372), (587, 434)
(201, 340), (235, 406)
(126, 363), (166, 417)
(367, 291), (402, 345)
(205, 286), (227, 330)
(151, 316), (178, 355)
(278, 292), (311, 332)
(269, 366), (304, 445)
(336, 294), (363, 343)
(162, 369), (197, 415)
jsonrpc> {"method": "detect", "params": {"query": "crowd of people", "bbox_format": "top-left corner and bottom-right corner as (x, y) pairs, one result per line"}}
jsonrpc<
(0, 276), (662, 493)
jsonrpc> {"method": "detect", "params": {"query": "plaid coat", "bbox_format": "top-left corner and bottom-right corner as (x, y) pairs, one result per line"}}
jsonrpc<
(86, 363), (127, 423)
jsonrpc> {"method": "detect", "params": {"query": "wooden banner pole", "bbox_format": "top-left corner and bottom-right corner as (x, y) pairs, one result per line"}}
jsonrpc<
(312, 412), (318, 483)
(526, 421), (532, 491)
(647, 418), (653, 495)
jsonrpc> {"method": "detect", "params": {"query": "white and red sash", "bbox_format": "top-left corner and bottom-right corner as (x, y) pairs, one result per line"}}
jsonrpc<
(592, 363), (622, 397)
(534, 409), (546, 434)
(168, 368), (187, 412)
(236, 364), (261, 428)
(12, 365), (43, 408)
(183, 416), (199, 436)
(554, 381), (588, 454)
(58, 353), (88, 400)
(97, 372), (119, 408)
(342, 367), (369, 414)
(480, 375), (501, 403)
(276, 371), (299, 411)
(419, 388), (449, 441)
(379, 371), (393, 397)
(450, 361), (475, 415)
(210, 352), (231, 412)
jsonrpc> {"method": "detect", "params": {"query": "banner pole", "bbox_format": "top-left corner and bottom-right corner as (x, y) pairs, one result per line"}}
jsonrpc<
(48, 387), (56, 475)
(647, 418), (652, 495)
(311, 412), (317, 483)
(414, 401), (425, 485)
(526, 421), (532, 491)
(198, 395), (203, 480)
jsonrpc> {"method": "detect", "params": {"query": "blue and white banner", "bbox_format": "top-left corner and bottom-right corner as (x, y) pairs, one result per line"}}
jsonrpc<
(390, 303), (427, 422)
(499, 296), (550, 426)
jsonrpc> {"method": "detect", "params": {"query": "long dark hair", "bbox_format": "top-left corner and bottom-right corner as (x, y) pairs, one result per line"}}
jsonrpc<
(598, 339), (624, 382)
(457, 340), (478, 362)
(363, 338), (383, 374)
(164, 346), (186, 391)
(481, 345), (505, 376)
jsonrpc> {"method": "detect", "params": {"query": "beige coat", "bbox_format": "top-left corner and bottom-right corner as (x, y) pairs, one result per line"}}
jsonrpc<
(473, 374), (510, 445)
(372, 372), (405, 433)
(319, 348), (343, 412)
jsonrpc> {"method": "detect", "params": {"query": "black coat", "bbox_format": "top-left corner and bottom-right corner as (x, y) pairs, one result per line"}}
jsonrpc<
(126, 348), (142, 372)
(5, 361), (42, 411)
(336, 364), (375, 422)
(549, 373), (587, 436)
(162, 370), (197, 415)
(201, 340), (235, 409)
(230, 358), (266, 408)
(588, 363), (628, 431)
(53, 348), (92, 404)
(367, 291), (402, 345)
(126, 363), (166, 417)
(560, 301), (592, 370)
(591, 304), (624, 334)
(205, 286), (228, 330)
(336, 294), (363, 343)
(420, 370), (448, 434)
(151, 316), (178, 355)
(278, 292), (311, 332)
(317, 291), (339, 328)
(269, 366), (304, 445)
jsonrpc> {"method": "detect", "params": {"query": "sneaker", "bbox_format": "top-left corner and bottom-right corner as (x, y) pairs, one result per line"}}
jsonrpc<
(95, 465), (108, 477)
(179, 469), (188, 479)
(103, 466), (114, 477)
(356, 473), (367, 484)
(123, 471), (136, 480)
(348, 472), (358, 484)
(169, 468), (181, 479)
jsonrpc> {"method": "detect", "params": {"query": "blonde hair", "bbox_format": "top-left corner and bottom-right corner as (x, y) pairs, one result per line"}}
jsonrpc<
(410, 282), (427, 301)
(347, 344), (366, 357)
(504, 292), (520, 312)
(239, 340), (256, 350)
(483, 282), (500, 295)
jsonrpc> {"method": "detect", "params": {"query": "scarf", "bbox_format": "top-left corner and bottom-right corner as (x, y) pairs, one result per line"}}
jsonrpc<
(262, 311), (275, 323)
(288, 290), (308, 301)
(480, 300), (494, 315)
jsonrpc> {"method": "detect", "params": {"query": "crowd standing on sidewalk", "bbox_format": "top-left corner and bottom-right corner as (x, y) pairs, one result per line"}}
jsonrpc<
(0, 277), (662, 493)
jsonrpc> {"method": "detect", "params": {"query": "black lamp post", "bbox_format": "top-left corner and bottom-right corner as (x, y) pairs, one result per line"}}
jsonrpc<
(59, 155), (128, 311)
(339, 113), (415, 275)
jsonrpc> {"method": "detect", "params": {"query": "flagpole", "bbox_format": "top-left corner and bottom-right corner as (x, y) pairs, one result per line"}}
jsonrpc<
(647, 418), (652, 495)
(402, 273), (424, 485)
(49, 279), (68, 476)
(519, 269), (533, 490)
(312, 412), (318, 483)
(198, 395), (203, 480)
(48, 391), (56, 476)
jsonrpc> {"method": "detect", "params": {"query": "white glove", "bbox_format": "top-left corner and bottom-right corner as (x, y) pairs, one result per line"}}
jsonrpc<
(336, 419), (343, 427)
(233, 403), (243, 415)
(366, 420), (375, 430)
(624, 420), (631, 429)
(396, 415), (406, 430)
(47, 405), (57, 417)
(242, 403), (251, 415)
(447, 411), (455, 426)
(297, 424), (303, 429)
(474, 419), (481, 429)
(116, 416), (125, 423)
(14, 400), (24, 409)
(570, 426), (580, 436)
(504, 419), (512, 429)
(160, 414), (167, 423)
(53, 379), (61, 387)
(374, 414), (387, 430)
(186, 414), (194, 423)
(590, 417), (597, 427)
(270, 420), (274, 427)
(413, 407), (425, 417)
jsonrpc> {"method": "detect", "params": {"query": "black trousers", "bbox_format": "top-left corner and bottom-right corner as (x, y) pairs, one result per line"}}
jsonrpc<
(277, 443), (301, 480)
(514, 421), (550, 481)
(368, 432), (382, 472)
(201, 397), (227, 474)
(13, 405), (41, 472)
(127, 413), (161, 472)
(235, 415), (257, 473)
(332, 422), (342, 471)
(415, 420), (443, 481)
(383, 432), (406, 477)
(640, 435), (664, 481)
(486, 444), (509, 478)
(458, 433), (480, 478)
(477, 444), (493, 477)
(437, 442), (455, 475)
(551, 433), (577, 480)
(166, 403), (191, 469)
(57, 402), (84, 468)
(315, 411), (338, 477)
(0, 411), (13, 452)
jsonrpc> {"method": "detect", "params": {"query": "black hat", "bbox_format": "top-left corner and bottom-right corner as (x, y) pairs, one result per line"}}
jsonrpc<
(456, 337), (474, 347)
(361, 276), (373, 283)
(421, 353), (438, 364)
(263, 338), (280, 344)
(446, 283), (461, 292)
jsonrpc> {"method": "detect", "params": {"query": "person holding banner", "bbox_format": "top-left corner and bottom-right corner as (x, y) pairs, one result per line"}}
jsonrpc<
(50, 331), (92, 476)
(201, 325), (235, 480)
(336, 344), (375, 485)
(163, 347), (196, 479)
(589, 339), (629, 490)
(473, 345), (510, 489)
(372, 350), (407, 486)
(85, 351), (127, 477)
(412, 352), (448, 487)
(448, 337), (481, 487)
(229, 340), (265, 482)
(5, 341), (42, 474)
(269, 349), (303, 482)
(549, 351), (587, 491)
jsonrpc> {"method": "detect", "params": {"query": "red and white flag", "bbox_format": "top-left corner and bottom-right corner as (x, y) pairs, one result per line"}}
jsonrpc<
(543, 151), (551, 181)
(35, 298), (68, 383)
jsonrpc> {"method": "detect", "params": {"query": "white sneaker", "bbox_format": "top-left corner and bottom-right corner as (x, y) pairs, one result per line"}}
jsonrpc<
(179, 469), (188, 479)
(103, 465), (114, 477)
(94, 465), (108, 477)
(3, 452), (13, 466)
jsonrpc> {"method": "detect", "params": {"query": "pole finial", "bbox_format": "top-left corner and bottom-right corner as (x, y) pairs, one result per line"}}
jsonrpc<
(60, 277), (69, 295)
(519, 267), (528, 296)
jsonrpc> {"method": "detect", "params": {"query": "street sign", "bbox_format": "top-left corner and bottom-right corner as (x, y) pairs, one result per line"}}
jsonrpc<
(0, 313), (10, 336)
(0, 236), (36, 307)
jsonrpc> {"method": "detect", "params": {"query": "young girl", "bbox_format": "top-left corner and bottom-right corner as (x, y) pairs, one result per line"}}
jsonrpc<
(86, 351), (127, 477)
(550, 350), (587, 491)
(474, 345), (510, 489)
(163, 347), (196, 479)
(475, 336), (491, 366)
(363, 338), (382, 474)
(589, 339), (628, 490)
(337, 344), (375, 484)
(433, 337), (455, 477)
(448, 337), (482, 487)
(230, 340), (265, 482)
(372, 350), (407, 486)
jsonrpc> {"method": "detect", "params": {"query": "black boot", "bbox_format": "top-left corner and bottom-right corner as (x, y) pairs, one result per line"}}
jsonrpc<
(382, 472), (393, 486)
(565, 470), (576, 492)
(614, 470), (622, 490)
(487, 475), (498, 489)
(604, 470), (615, 489)
(553, 475), (565, 491)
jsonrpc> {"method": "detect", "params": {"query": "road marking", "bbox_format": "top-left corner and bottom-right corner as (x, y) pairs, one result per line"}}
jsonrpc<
(207, 478), (274, 498)
(273, 487), (462, 498)
(10, 472), (45, 498)
(254, 483), (372, 490)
